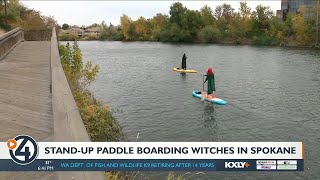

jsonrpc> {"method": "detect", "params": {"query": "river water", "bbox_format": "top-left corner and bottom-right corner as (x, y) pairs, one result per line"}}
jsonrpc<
(77, 41), (320, 179)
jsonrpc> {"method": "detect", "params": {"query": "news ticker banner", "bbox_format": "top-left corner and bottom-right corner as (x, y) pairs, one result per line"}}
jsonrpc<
(0, 135), (304, 171)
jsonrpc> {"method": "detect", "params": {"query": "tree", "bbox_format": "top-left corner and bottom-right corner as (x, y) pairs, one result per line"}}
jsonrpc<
(228, 2), (252, 41)
(251, 5), (274, 34)
(292, 5), (311, 45)
(43, 15), (58, 29)
(214, 3), (234, 39)
(22, 10), (46, 30)
(221, 3), (234, 24)
(120, 14), (132, 40)
(169, 2), (187, 27)
(62, 23), (69, 30)
(98, 20), (110, 40)
(150, 13), (168, 41)
(200, 5), (215, 26)
(239, 2), (251, 20)
(127, 21), (137, 40)
(199, 25), (221, 43)
(229, 13), (244, 41)
(135, 16), (149, 40)
(181, 10), (202, 40)
(0, 0), (23, 30)
(169, 23), (182, 42)
(214, 5), (223, 19)
(215, 3), (234, 24)
(283, 13), (294, 37)
(100, 20), (107, 30)
(88, 23), (100, 28)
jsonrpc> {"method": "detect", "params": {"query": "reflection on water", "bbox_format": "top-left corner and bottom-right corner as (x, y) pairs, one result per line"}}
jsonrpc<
(77, 41), (320, 179)
(202, 104), (219, 141)
(180, 72), (186, 80)
(202, 103), (215, 121)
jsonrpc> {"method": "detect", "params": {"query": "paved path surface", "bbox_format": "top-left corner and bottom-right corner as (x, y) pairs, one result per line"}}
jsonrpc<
(0, 41), (54, 180)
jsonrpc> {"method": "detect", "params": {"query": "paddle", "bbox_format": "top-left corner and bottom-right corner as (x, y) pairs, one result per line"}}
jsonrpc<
(201, 75), (206, 101)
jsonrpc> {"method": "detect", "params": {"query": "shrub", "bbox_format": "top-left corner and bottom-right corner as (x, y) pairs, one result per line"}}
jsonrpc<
(252, 35), (280, 46)
(58, 33), (78, 41)
(198, 25), (221, 43)
(58, 42), (124, 141)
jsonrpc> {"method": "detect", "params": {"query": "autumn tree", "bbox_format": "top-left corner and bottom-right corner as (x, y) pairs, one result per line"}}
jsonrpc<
(292, 5), (312, 45)
(229, 2), (252, 42)
(150, 13), (168, 41)
(21, 10), (46, 30)
(120, 14), (132, 40)
(135, 16), (150, 40)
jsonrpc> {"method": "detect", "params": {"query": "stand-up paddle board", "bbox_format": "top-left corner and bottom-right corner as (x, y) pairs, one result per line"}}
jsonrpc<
(192, 91), (227, 105)
(173, 68), (197, 73)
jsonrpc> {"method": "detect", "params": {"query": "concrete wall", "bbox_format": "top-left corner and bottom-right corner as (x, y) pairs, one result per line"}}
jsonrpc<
(0, 28), (24, 61)
(25, 29), (52, 41)
(50, 27), (105, 180)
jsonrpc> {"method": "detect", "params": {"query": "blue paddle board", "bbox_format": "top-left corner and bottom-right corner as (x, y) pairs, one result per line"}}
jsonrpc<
(192, 91), (227, 105)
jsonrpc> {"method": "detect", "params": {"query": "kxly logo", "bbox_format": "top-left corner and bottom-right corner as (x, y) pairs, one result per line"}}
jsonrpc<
(225, 162), (250, 168)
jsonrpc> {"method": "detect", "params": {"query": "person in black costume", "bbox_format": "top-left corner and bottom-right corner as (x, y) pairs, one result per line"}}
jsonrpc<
(181, 53), (187, 70)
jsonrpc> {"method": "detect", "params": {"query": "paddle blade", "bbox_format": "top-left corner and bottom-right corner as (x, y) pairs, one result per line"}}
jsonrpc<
(201, 91), (205, 101)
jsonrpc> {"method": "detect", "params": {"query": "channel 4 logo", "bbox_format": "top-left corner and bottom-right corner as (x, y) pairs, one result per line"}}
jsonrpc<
(7, 135), (39, 165)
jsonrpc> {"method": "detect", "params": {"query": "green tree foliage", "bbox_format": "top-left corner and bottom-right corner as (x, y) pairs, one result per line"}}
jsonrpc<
(135, 16), (150, 40)
(240, 2), (251, 20)
(199, 25), (221, 43)
(251, 5), (274, 34)
(169, 2), (187, 27)
(98, 21), (124, 41)
(55, 2), (320, 47)
(149, 13), (168, 41)
(284, 13), (295, 37)
(200, 5), (215, 26)
(73, 2), (310, 46)
(181, 10), (202, 41)
(62, 23), (69, 30)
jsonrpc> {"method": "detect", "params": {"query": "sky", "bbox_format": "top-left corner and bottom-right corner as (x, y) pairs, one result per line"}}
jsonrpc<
(21, 1), (281, 26)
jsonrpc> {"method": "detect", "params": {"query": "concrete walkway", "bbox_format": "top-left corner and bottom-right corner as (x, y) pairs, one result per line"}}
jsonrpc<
(0, 41), (53, 141)
(0, 35), (104, 179)
(0, 41), (54, 180)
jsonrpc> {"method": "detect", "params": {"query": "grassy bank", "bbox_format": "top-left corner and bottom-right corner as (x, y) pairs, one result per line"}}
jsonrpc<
(58, 41), (124, 142)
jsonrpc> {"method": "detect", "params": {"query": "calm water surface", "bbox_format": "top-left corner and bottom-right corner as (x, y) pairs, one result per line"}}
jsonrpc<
(77, 41), (320, 180)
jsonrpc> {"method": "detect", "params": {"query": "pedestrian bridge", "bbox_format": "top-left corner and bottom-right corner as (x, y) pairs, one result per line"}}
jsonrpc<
(0, 28), (104, 180)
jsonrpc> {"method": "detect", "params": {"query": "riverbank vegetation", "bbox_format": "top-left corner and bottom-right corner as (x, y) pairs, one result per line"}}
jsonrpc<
(60, 2), (319, 47)
(58, 42), (124, 141)
(0, 0), (57, 31)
